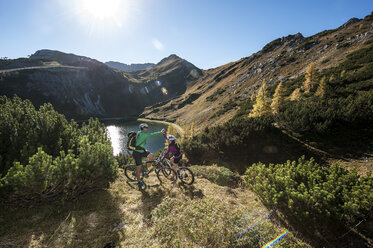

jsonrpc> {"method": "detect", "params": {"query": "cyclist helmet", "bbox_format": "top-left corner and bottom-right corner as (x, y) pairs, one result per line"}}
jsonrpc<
(167, 135), (176, 141)
(139, 123), (149, 130)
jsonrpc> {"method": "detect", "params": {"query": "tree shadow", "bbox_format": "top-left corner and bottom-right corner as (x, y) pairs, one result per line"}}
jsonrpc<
(271, 208), (373, 248)
(177, 183), (204, 199)
(0, 189), (124, 248)
(139, 189), (166, 226)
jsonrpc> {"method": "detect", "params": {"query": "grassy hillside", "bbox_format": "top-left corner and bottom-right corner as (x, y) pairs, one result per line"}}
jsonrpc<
(0, 170), (311, 248)
(141, 13), (373, 133)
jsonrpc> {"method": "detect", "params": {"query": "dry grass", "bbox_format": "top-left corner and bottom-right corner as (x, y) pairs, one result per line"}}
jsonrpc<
(0, 168), (311, 247)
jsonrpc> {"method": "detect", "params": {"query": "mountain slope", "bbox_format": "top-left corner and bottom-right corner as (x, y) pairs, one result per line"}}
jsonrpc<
(105, 61), (155, 72)
(0, 50), (201, 119)
(141, 13), (373, 130)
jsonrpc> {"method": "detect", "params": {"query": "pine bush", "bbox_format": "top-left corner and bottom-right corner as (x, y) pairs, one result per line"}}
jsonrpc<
(244, 156), (373, 235)
(0, 96), (117, 202)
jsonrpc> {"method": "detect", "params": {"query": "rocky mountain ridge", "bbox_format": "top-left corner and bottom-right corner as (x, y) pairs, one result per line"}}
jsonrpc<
(105, 61), (155, 72)
(0, 50), (201, 119)
(141, 13), (373, 131)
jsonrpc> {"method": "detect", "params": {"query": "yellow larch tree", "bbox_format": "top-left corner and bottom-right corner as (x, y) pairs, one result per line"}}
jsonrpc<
(340, 70), (346, 78)
(271, 82), (285, 114)
(189, 122), (195, 137)
(303, 62), (317, 93)
(329, 75), (335, 82)
(289, 88), (302, 101)
(249, 83), (272, 118)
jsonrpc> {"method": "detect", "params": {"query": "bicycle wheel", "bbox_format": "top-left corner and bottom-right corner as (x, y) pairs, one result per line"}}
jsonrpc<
(178, 167), (194, 185)
(124, 164), (139, 181)
(156, 167), (177, 183)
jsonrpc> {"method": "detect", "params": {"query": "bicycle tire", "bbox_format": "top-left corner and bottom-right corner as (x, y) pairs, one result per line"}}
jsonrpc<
(162, 159), (174, 177)
(178, 167), (194, 185)
(124, 164), (140, 181)
(156, 167), (177, 183)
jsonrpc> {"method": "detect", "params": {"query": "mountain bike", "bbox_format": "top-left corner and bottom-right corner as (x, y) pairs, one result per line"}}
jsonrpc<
(163, 158), (194, 185)
(124, 151), (177, 189)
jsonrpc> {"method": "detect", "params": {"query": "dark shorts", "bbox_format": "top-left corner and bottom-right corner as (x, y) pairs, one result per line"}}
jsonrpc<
(172, 154), (182, 164)
(133, 150), (150, 166)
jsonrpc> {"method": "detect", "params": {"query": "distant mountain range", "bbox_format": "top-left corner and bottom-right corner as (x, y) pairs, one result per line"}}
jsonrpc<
(1, 13), (372, 123)
(0, 50), (201, 119)
(105, 61), (155, 72)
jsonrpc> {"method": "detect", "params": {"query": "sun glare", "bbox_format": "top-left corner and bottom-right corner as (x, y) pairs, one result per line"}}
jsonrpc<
(81, 0), (121, 20)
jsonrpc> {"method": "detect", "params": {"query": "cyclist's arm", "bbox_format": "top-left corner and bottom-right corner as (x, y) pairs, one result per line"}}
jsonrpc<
(147, 131), (162, 138)
(163, 147), (171, 160)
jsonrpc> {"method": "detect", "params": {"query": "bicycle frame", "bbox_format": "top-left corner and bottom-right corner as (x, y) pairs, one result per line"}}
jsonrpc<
(139, 151), (168, 176)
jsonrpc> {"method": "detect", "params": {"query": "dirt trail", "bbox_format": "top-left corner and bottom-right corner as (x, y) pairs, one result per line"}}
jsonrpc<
(0, 65), (87, 73)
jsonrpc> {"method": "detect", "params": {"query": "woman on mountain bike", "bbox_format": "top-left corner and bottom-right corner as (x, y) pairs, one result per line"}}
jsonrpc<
(162, 134), (183, 177)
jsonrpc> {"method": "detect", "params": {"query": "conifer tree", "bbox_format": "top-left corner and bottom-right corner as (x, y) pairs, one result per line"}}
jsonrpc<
(290, 88), (302, 101)
(315, 76), (328, 98)
(190, 122), (195, 137)
(249, 83), (271, 118)
(271, 82), (285, 114)
(303, 62), (317, 93)
(167, 124), (175, 136)
(329, 75), (335, 82)
(340, 70), (346, 78)
(250, 92), (256, 101)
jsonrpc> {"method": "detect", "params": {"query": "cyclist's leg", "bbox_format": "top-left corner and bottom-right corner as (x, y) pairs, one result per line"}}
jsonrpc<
(146, 151), (154, 170)
(169, 157), (177, 182)
(171, 156), (179, 172)
(133, 151), (142, 181)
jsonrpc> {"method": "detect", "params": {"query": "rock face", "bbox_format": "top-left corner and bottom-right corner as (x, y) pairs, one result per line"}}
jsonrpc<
(0, 50), (201, 119)
(105, 61), (155, 72)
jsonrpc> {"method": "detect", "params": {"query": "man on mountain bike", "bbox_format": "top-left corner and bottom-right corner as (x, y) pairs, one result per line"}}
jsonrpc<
(162, 134), (183, 179)
(133, 123), (165, 188)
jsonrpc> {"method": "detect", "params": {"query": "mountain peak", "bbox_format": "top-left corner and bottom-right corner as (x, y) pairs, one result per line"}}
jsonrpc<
(30, 49), (103, 67)
(31, 49), (78, 59)
(165, 54), (181, 60)
(158, 54), (182, 65)
(339, 17), (361, 29)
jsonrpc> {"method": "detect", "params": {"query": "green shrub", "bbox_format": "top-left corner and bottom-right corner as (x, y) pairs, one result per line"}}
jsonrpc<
(235, 98), (254, 117)
(116, 153), (134, 168)
(0, 96), (75, 175)
(181, 138), (211, 164)
(182, 116), (301, 172)
(212, 99), (237, 118)
(190, 165), (235, 186)
(244, 156), (373, 235)
(0, 96), (117, 201)
(321, 58), (330, 64)
(276, 92), (373, 135)
(206, 87), (226, 102)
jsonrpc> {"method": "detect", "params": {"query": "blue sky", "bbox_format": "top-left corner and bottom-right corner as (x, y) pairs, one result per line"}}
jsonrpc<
(0, 0), (372, 69)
